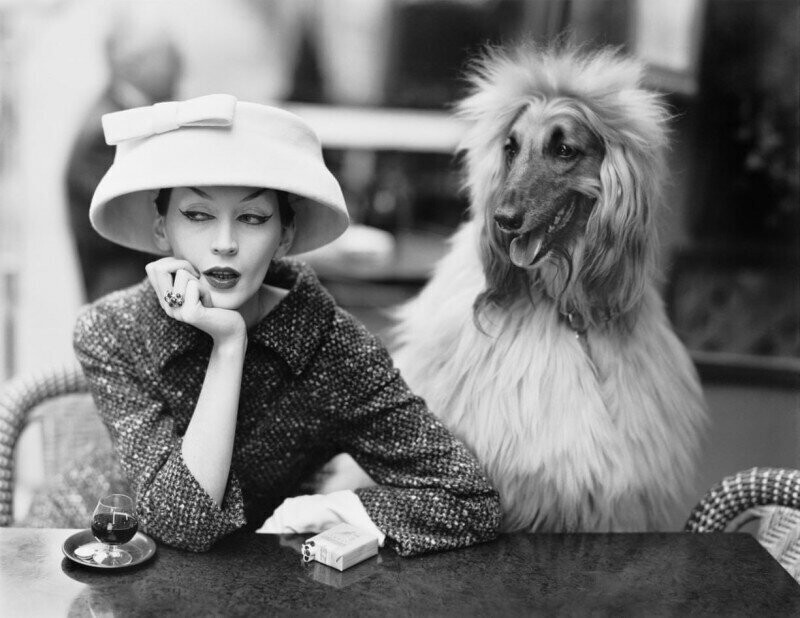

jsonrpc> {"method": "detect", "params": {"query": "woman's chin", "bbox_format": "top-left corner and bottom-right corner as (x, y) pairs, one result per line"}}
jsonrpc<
(207, 290), (247, 311)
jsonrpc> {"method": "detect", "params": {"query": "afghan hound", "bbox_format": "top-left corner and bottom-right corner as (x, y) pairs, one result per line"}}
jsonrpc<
(387, 44), (707, 532)
(321, 44), (706, 532)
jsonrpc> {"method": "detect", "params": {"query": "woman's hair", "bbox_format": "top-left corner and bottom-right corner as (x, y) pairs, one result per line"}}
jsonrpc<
(154, 188), (171, 215)
(154, 187), (296, 228)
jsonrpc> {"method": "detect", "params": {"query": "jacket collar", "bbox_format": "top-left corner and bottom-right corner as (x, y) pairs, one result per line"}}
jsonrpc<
(248, 260), (336, 376)
(145, 259), (335, 376)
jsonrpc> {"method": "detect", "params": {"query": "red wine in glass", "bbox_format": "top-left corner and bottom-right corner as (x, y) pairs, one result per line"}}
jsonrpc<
(91, 512), (138, 545)
(91, 494), (138, 566)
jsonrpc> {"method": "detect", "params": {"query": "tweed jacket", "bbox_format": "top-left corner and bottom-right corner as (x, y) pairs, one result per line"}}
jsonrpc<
(74, 259), (501, 556)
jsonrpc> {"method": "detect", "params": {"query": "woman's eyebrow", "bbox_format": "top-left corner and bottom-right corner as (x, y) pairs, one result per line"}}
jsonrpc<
(241, 188), (268, 202)
(188, 187), (212, 200)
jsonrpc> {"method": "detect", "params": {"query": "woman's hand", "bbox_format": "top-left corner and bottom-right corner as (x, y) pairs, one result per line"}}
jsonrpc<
(146, 257), (246, 344)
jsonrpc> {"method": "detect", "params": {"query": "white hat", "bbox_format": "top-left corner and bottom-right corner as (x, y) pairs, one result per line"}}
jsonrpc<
(90, 94), (349, 255)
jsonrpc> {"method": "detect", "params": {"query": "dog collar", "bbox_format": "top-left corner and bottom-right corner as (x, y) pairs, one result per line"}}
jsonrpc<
(560, 308), (598, 373)
(562, 309), (588, 335)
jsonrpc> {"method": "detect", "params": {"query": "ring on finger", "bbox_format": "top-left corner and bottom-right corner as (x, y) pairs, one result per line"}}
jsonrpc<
(164, 290), (184, 308)
(169, 291), (184, 307)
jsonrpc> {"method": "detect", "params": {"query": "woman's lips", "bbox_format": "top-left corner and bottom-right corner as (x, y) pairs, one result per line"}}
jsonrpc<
(203, 267), (241, 290)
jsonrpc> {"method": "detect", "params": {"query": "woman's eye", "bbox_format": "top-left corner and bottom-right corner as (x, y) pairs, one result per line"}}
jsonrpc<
(239, 214), (271, 225)
(503, 136), (519, 163)
(556, 143), (578, 159)
(180, 210), (213, 222)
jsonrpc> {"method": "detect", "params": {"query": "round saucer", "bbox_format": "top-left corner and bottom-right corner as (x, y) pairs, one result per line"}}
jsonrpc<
(62, 529), (156, 569)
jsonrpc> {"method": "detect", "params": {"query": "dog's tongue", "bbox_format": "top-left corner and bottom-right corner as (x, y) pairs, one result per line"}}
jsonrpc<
(510, 233), (544, 267)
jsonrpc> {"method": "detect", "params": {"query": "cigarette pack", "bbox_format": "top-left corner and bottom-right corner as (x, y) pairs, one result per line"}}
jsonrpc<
(302, 523), (379, 571)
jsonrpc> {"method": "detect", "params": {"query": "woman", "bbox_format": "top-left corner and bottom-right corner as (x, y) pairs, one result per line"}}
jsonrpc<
(76, 94), (500, 555)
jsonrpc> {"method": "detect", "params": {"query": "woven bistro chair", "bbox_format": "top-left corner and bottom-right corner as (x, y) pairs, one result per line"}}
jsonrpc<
(686, 467), (800, 582)
(0, 362), (127, 527)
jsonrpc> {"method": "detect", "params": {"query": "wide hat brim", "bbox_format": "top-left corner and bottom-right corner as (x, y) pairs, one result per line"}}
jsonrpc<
(90, 99), (349, 256)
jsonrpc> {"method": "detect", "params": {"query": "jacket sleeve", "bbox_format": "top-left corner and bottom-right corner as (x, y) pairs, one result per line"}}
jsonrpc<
(326, 313), (502, 557)
(73, 305), (246, 551)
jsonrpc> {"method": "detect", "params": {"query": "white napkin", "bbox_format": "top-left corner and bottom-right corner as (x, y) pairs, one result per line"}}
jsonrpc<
(257, 489), (385, 546)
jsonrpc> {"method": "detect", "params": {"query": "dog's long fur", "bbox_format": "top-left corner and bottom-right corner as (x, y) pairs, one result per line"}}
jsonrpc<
(390, 44), (706, 532)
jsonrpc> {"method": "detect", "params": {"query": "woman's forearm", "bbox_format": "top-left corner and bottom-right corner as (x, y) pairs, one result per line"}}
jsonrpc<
(181, 336), (247, 505)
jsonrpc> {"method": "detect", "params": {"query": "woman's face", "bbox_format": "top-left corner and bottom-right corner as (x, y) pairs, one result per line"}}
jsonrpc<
(154, 185), (293, 312)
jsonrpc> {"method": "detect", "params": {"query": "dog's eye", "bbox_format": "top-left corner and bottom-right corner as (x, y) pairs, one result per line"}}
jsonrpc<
(556, 143), (578, 159)
(503, 136), (519, 163)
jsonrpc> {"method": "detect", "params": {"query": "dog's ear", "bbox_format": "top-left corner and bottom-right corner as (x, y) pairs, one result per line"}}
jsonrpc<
(581, 138), (660, 319)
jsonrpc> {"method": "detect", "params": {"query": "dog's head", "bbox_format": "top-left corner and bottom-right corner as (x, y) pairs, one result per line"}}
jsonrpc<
(459, 44), (669, 329)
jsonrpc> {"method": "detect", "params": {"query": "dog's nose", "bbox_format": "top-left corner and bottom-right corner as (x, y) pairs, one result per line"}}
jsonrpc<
(494, 211), (523, 232)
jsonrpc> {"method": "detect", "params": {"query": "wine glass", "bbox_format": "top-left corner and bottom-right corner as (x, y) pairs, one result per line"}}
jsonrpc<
(91, 494), (138, 567)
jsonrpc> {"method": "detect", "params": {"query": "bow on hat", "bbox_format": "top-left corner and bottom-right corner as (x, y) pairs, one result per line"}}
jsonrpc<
(102, 94), (237, 145)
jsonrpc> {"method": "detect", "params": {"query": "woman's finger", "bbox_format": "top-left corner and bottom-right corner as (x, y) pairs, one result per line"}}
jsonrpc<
(166, 269), (199, 318)
(172, 269), (195, 313)
(153, 257), (200, 278)
(172, 268), (191, 299)
(146, 262), (175, 314)
(185, 278), (201, 306)
(146, 258), (200, 314)
(183, 279), (202, 319)
(148, 257), (200, 286)
(197, 277), (214, 308)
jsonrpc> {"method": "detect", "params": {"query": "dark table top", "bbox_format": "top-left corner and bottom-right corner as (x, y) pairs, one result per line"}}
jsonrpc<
(2, 527), (799, 616)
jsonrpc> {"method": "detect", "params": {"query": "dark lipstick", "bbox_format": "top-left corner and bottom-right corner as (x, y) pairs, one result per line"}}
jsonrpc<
(203, 267), (241, 290)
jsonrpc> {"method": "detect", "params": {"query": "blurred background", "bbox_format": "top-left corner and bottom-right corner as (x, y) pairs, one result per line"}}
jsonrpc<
(0, 0), (797, 525)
